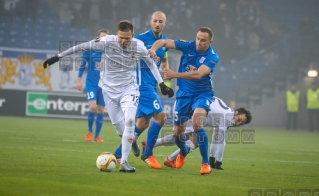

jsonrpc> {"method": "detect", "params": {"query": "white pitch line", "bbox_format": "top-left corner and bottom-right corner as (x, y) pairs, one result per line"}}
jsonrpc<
(4, 137), (119, 144)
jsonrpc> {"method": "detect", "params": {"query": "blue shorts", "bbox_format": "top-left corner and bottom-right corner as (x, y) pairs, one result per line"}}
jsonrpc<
(136, 88), (163, 119)
(174, 93), (213, 125)
(86, 84), (105, 106)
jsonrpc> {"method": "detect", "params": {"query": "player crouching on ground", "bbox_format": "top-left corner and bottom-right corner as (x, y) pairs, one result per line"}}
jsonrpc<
(145, 96), (252, 170)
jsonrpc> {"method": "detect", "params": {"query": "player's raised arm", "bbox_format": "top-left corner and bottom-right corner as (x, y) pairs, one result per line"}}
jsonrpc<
(163, 64), (211, 80)
(43, 38), (106, 68)
(148, 39), (176, 59)
(160, 51), (169, 70)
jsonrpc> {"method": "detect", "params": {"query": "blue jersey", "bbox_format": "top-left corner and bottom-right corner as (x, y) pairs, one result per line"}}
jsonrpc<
(78, 50), (102, 86)
(135, 29), (169, 90)
(174, 40), (219, 96)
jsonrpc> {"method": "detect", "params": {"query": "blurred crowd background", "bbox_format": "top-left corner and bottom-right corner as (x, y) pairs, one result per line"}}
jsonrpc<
(1, 0), (319, 128)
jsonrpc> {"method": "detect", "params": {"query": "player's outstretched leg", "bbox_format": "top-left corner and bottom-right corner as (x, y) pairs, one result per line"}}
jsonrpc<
(154, 134), (175, 147)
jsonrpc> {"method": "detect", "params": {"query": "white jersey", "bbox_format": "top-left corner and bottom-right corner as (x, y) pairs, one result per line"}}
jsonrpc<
(58, 35), (163, 93)
(184, 96), (235, 133)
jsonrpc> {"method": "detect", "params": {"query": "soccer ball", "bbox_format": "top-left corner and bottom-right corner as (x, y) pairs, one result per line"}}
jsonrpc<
(96, 152), (117, 172)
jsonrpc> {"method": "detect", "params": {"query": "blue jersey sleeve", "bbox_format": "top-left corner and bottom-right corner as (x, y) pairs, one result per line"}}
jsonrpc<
(203, 52), (219, 72)
(174, 40), (193, 52)
(78, 51), (89, 78)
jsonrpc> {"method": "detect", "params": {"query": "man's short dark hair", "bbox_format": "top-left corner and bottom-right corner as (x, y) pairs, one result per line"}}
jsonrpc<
(235, 107), (252, 124)
(117, 20), (134, 32)
(197, 27), (214, 40)
(97, 29), (109, 36)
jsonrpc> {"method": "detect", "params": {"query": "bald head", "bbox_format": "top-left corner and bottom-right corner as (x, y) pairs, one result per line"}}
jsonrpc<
(151, 11), (166, 21)
(150, 11), (166, 37)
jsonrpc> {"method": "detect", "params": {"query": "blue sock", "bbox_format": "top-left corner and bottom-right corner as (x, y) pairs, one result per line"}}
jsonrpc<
(196, 128), (209, 164)
(174, 133), (188, 156)
(94, 114), (103, 138)
(134, 126), (143, 139)
(87, 111), (95, 132)
(143, 121), (162, 157)
(115, 143), (122, 157)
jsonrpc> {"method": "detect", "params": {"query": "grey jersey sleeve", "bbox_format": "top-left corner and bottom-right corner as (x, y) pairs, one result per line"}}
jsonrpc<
(58, 39), (105, 58)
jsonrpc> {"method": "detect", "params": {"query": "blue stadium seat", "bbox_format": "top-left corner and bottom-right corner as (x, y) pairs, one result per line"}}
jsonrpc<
(35, 18), (45, 26)
(0, 29), (6, 36)
(0, 22), (7, 28)
(22, 38), (30, 45)
(46, 32), (54, 38)
(34, 39), (42, 46)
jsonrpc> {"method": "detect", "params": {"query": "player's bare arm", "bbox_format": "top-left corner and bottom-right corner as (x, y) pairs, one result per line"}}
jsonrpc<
(163, 64), (211, 80)
(160, 55), (169, 70)
(76, 77), (82, 91)
(148, 39), (175, 59)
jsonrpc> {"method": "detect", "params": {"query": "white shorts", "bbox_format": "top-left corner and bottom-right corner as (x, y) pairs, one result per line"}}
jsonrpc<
(102, 85), (140, 125)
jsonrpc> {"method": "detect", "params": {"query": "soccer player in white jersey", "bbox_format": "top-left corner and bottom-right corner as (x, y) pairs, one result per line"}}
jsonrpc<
(150, 96), (252, 169)
(113, 11), (170, 169)
(43, 20), (174, 173)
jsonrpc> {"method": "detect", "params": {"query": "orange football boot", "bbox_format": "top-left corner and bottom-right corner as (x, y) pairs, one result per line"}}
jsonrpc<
(85, 132), (93, 141)
(164, 157), (176, 168)
(94, 136), (104, 143)
(175, 154), (186, 168)
(142, 155), (161, 169)
(200, 163), (212, 175)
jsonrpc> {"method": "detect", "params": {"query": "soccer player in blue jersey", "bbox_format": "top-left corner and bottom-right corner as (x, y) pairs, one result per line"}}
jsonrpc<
(76, 29), (109, 143)
(113, 11), (170, 169)
(149, 27), (219, 175)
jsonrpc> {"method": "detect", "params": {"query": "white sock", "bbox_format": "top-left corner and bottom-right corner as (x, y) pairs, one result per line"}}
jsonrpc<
(210, 128), (226, 161)
(167, 139), (195, 161)
(186, 140), (195, 152)
(120, 107), (136, 164)
(154, 134), (175, 147)
(216, 141), (225, 162)
(168, 149), (180, 161)
(210, 142), (218, 158)
(121, 125), (134, 164)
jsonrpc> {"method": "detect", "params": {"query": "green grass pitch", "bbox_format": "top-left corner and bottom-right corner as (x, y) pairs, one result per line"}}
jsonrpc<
(0, 116), (318, 196)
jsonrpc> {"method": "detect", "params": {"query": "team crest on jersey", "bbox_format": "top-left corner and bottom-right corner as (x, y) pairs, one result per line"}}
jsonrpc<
(199, 57), (206, 64)
(131, 52), (135, 58)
